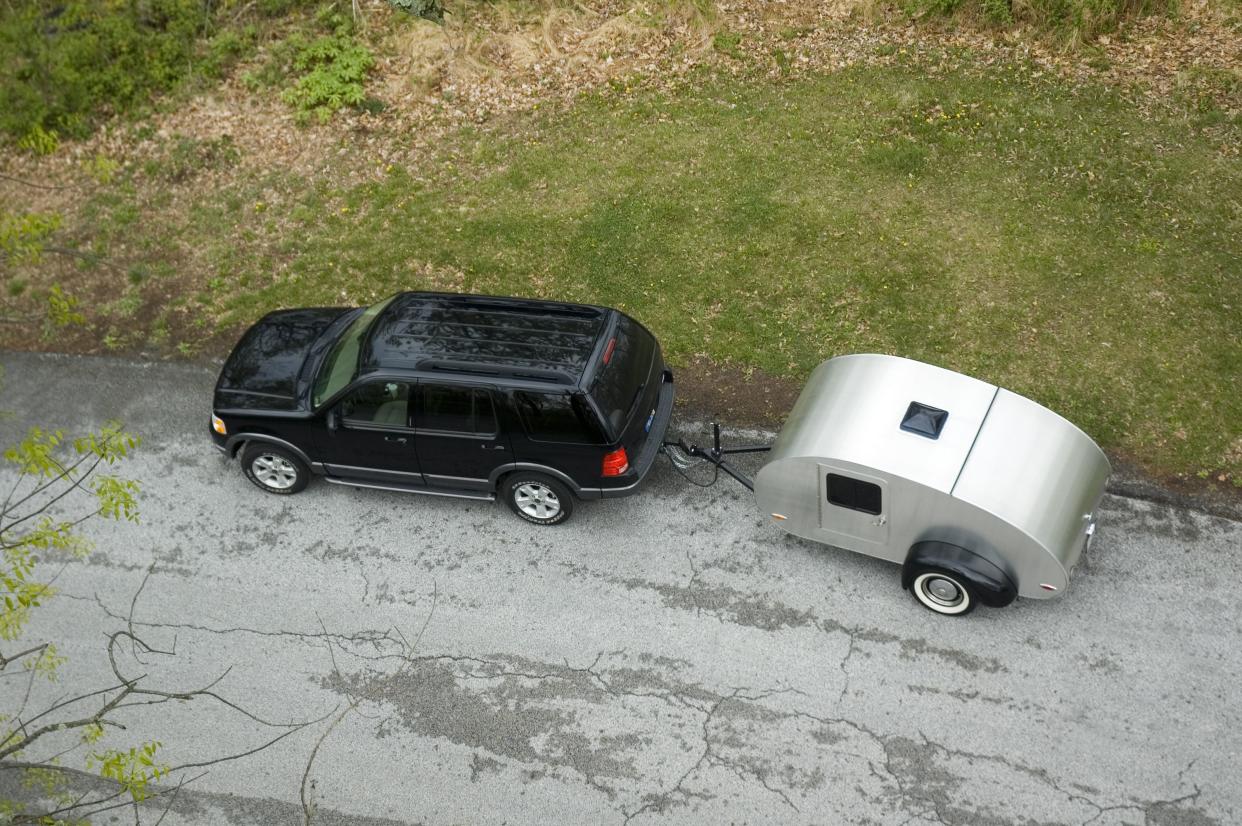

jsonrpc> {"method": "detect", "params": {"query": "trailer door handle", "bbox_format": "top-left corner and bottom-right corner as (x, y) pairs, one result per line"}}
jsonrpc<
(873, 515), (887, 526)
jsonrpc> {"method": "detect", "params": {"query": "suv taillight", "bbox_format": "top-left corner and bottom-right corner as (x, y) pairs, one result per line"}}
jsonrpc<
(602, 447), (629, 477)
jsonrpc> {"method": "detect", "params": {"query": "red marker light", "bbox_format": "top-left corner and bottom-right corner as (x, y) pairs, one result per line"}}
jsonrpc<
(602, 446), (629, 477)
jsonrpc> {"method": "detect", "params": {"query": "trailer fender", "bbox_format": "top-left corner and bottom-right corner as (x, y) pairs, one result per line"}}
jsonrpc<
(902, 542), (1017, 608)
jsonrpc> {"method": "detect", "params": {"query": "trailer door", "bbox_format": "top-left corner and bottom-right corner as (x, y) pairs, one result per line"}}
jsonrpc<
(817, 466), (890, 548)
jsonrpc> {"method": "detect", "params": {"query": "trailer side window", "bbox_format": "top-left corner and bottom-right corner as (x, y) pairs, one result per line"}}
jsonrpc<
(826, 474), (882, 515)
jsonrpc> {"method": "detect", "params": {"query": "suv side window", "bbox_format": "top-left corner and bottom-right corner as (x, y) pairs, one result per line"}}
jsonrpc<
(417, 384), (497, 434)
(340, 382), (411, 428)
(515, 392), (602, 444)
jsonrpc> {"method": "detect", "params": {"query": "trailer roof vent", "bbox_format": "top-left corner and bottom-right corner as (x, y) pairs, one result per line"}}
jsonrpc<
(901, 401), (948, 440)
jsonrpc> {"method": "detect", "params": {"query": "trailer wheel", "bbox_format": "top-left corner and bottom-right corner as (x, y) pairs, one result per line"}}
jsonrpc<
(910, 570), (976, 616)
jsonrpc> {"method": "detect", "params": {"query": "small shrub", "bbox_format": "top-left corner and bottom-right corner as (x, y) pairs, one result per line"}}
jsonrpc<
(712, 31), (743, 59)
(903, 0), (963, 16)
(259, 0), (315, 15)
(202, 27), (258, 79)
(82, 154), (121, 184)
(1, 212), (63, 264)
(46, 285), (86, 333)
(386, 0), (446, 23)
(280, 32), (376, 123)
(144, 134), (239, 182)
(772, 48), (792, 76)
(17, 125), (59, 156)
(981, 0), (1014, 23)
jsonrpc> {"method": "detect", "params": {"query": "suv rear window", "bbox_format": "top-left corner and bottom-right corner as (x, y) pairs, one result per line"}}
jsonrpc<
(418, 385), (497, 434)
(516, 392), (604, 444)
(589, 316), (654, 437)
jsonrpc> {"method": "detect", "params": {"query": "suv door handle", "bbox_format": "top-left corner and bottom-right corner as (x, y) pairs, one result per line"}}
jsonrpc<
(483, 444), (505, 450)
(384, 436), (408, 444)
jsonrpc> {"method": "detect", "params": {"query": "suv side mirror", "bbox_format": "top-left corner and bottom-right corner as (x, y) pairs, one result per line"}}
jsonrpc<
(326, 408), (339, 431)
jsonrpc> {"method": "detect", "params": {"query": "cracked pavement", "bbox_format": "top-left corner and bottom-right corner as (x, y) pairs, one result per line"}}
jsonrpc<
(1, 352), (1239, 825)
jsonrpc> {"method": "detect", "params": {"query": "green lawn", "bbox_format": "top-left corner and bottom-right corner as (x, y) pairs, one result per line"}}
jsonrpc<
(101, 57), (1242, 479)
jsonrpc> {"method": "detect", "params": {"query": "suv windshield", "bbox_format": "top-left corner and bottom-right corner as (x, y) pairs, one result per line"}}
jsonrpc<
(312, 295), (396, 408)
(589, 316), (654, 438)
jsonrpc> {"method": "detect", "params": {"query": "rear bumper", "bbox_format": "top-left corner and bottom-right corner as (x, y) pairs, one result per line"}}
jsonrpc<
(598, 367), (674, 500)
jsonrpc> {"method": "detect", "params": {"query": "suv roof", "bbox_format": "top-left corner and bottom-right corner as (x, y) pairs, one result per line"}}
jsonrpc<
(359, 292), (612, 387)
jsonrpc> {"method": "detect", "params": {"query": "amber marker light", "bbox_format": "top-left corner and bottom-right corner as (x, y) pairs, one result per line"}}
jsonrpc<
(212, 415), (227, 435)
(771, 513), (788, 520)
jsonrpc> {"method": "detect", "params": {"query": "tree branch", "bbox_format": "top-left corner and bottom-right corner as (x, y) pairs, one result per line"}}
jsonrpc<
(0, 642), (50, 671)
(0, 453), (104, 537)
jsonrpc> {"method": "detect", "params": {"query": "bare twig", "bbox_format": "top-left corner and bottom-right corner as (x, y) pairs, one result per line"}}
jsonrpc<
(151, 772), (190, 826)
(0, 453), (104, 537)
(0, 642), (50, 671)
(299, 580), (438, 825)
(167, 722), (318, 773)
(0, 172), (80, 191)
(126, 566), (155, 664)
(300, 705), (353, 826)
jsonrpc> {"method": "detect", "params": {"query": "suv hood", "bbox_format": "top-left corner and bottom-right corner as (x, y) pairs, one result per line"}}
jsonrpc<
(215, 308), (349, 411)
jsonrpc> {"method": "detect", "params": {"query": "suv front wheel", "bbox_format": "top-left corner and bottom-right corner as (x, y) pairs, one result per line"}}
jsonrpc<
(242, 443), (310, 495)
(503, 473), (574, 526)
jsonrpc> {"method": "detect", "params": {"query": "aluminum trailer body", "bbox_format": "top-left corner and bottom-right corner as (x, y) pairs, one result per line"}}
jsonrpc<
(753, 354), (1112, 604)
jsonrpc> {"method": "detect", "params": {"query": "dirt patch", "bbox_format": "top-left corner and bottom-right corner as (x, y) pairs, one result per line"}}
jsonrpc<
(1108, 454), (1242, 522)
(672, 356), (801, 429)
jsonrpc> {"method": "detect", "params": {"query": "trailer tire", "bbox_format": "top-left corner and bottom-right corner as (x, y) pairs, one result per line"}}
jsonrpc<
(909, 569), (977, 616)
(902, 541), (1016, 610)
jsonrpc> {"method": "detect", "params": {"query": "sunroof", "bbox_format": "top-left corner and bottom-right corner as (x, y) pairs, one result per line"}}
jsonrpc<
(901, 401), (948, 440)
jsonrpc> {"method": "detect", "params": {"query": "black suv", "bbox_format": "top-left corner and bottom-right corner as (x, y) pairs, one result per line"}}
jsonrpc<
(209, 292), (674, 525)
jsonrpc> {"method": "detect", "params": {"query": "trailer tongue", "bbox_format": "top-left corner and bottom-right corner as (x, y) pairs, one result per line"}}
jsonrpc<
(663, 423), (770, 492)
(662, 354), (1112, 617)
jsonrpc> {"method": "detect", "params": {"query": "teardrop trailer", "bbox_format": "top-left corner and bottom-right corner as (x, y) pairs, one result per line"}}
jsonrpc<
(666, 354), (1112, 616)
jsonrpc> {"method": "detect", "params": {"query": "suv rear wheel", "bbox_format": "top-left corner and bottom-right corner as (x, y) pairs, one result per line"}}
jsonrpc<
(503, 472), (573, 526)
(242, 443), (309, 495)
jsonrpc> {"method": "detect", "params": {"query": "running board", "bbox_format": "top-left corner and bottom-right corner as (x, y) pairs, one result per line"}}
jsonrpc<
(323, 477), (495, 502)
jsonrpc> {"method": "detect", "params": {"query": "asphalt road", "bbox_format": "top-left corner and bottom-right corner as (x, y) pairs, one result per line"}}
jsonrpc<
(1, 352), (1239, 826)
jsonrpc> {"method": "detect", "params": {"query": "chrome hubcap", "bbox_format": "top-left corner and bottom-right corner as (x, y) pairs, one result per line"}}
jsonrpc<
(252, 454), (298, 490)
(920, 575), (964, 608)
(514, 483), (561, 520)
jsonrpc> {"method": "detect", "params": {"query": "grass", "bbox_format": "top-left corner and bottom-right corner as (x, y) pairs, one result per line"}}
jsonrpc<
(78, 56), (1241, 480)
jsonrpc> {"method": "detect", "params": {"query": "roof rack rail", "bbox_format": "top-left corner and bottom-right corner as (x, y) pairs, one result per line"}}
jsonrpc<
(421, 293), (603, 320)
(417, 359), (575, 385)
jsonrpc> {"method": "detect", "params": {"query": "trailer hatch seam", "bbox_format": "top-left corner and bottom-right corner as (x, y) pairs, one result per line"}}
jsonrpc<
(950, 386), (1000, 497)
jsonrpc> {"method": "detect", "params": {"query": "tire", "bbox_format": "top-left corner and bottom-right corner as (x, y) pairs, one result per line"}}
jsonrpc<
(503, 472), (574, 526)
(241, 443), (310, 495)
(910, 569), (977, 616)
